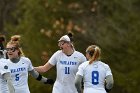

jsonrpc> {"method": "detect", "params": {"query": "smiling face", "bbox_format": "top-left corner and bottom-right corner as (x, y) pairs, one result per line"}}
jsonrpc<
(58, 41), (69, 50)
(58, 40), (74, 55)
(6, 44), (19, 59)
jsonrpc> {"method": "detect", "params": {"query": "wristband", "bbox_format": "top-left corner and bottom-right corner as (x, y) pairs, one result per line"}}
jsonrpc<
(36, 74), (42, 81)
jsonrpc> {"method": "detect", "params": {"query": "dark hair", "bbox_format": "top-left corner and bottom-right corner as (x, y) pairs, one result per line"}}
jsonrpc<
(0, 35), (5, 50)
(67, 32), (73, 42)
(0, 35), (5, 42)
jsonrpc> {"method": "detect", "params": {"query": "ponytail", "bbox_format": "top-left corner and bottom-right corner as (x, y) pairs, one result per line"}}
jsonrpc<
(89, 47), (99, 64)
(67, 32), (75, 51)
(86, 45), (100, 64)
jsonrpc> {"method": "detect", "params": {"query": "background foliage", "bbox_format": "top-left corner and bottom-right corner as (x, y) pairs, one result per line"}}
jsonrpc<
(0, 0), (140, 93)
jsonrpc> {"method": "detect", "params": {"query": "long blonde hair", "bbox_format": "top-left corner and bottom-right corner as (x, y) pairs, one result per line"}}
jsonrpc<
(7, 35), (25, 56)
(86, 45), (101, 64)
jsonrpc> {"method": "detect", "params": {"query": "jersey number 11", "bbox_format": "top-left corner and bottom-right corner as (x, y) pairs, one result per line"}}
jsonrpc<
(65, 67), (70, 74)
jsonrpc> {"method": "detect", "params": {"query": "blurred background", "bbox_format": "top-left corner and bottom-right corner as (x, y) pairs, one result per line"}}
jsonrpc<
(0, 0), (140, 93)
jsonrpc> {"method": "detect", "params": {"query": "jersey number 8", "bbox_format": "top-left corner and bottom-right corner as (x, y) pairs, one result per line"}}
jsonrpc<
(92, 71), (99, 85)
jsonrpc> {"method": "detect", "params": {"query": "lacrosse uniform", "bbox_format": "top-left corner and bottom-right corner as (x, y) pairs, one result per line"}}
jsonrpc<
(0, 58), (10, 93)
(7, 56), (34, 93)
(76, 61), (112, 93)
(49, 50), (86, 93)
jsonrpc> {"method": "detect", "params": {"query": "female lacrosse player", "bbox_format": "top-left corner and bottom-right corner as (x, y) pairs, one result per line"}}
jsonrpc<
(0, 35), (15, 93)
(6, 35), (54, 93)
(75, 45), (114, 93)
(0, 58), (15, 93)
(35, 33), (87, 93)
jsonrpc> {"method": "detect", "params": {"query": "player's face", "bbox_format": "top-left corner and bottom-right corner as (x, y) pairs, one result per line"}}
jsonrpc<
(58, 41), (69, 50)
(6, 44), (19, 59)
(86, 52), (90, 60)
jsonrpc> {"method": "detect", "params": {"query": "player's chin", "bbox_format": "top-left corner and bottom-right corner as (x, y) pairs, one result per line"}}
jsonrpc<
(60, 47), (63, 50)
(7, 55), (14, 59)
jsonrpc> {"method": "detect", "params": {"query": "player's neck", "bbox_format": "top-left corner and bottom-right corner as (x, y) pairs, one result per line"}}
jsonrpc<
(10, 57), (20, 63)
(63, 48), (74, 56)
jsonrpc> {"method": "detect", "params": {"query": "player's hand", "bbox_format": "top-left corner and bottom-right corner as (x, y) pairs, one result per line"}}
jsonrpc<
(44, 78), (54, 85)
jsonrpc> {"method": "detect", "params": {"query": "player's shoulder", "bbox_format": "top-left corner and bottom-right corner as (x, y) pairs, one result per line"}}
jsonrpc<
(73, 51), (85, 57)
(53, 50), (63, 55)
(98, 61), (110, 68)
(20, 56), (31, 62)
(0, 58), (8, 68)
(56, 50), (62, 54)
(0, 58), (7, 62)
(79, 61), (89, 67)
(74, 51), (83, 55)
(0, 58), (8, 65)
(50, 50), (63, 58)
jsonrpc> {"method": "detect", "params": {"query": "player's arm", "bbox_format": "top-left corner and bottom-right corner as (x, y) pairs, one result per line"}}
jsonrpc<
(29, 69), (54, 85)
(34, 62), (53, 73)
(3, 72), (15, 93)
(75, 74), (83, 93)
(105, 75), (114, 92)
